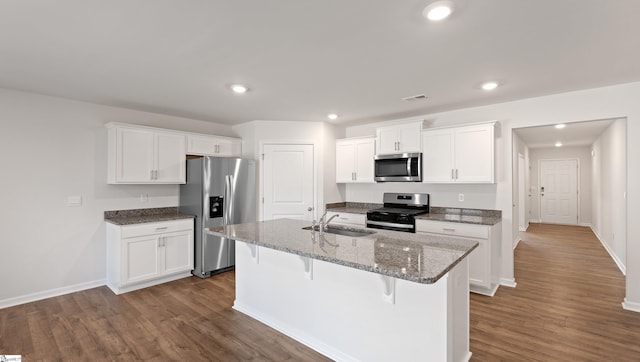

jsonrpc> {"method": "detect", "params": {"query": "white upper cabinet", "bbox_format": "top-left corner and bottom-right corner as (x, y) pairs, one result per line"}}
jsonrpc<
(186, 133), (242, 157)
(107, 124), (186, 184)
(336, 137), (375, 183)
(422, 122), (495, 183)
(376, 121), (422, 154)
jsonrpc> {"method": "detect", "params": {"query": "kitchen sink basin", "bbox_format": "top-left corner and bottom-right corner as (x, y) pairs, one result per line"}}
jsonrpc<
(302, 225), (376, 237)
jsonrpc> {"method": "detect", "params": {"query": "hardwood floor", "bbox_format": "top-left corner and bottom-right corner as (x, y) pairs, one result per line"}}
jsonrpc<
(470, 223), (640, 361)
(2, 223), (639, 361)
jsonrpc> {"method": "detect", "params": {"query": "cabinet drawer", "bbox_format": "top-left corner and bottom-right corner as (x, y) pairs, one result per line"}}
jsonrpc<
(416, 219), (488, 239)
(326, 211), (365, 226)
(121, 219), (194, 238)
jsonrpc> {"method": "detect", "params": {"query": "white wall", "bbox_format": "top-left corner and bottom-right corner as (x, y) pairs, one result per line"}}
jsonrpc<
(232, 120), (345, 220)
(0, 88), (236, 307)
(591, 119), (627, 273)
(528, 146), (592, 225)
(345, 82), (640, 309)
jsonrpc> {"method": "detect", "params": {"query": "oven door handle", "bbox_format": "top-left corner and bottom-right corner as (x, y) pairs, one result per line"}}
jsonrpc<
(366, 220), (414, 229)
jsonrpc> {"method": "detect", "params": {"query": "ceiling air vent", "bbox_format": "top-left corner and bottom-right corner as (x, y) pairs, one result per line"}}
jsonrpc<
(402, 94), (428, 102)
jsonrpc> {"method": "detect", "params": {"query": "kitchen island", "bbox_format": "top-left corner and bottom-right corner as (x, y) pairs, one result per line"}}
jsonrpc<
(208, 219), (478, 362)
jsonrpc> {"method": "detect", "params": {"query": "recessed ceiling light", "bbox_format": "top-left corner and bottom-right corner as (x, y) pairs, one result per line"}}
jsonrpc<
(423, 1), (454, 21)
(555, 124), (566, 129)
(555, 142), (563, 147)
(481, 81), (499, 91)
(230, 84), (248, 94)
(327, 113), (339, 120)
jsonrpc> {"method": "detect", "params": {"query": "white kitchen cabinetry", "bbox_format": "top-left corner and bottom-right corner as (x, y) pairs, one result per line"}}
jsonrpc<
(422, 122), (495, 183)
(336, 137), (375, 183)
(107, 123), (186, 184)
(325, 211), (366, 227)
(106, 219), (194, 294)
(376, 121), (422, 154)
(416, 219), (500, 296)
(186, 133), (242, 157)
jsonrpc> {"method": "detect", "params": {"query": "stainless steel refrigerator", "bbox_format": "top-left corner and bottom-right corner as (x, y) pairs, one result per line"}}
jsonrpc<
(179, 156), (256, 278)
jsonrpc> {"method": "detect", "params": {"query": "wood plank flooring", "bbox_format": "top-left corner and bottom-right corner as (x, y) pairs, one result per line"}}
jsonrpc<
(470, 223), (640, 361)
(2, 223), (640, 360)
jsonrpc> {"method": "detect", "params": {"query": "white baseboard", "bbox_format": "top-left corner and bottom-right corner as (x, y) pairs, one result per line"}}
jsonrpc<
(518, 222), (529, 232)
(579, 222), (591, 227)
(513, 238), (521, 250)
(622, 298), (640, 313)
(499, 278), (517, 288)
(0, 279), (106, 310)
(234, 302), (356, 362)
(470, 284), (499, 297)
(588, 224), (626, 275)
(530, 219), (540, 223)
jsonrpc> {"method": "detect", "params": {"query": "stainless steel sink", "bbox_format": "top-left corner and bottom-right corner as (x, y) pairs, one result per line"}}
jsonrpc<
(302, 225), (376, 237)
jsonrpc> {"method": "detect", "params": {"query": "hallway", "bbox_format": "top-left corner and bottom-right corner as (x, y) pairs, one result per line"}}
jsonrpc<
(469, 223), (640, 360)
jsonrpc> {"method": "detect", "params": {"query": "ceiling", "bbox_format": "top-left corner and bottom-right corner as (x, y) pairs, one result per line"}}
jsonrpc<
(1, 1), (640, 126)
(514, 119), (615, 149)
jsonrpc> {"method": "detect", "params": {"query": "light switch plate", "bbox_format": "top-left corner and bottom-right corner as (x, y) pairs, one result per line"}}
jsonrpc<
(67, 196), (82, 207)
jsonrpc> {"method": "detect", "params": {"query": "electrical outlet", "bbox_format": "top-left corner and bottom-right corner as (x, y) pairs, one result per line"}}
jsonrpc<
(140, 194), (148, 203)
(458, 193), (464, 202)
(67, 196), (82, 207)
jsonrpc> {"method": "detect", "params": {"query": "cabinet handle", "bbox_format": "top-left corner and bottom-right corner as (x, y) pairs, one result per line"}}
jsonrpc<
(443, 228), (456, 232)
(455, 169), (459, 179)
(451, 169), (455, 180)
(155, 226), (169, 231)
(150, 170), (154, 180)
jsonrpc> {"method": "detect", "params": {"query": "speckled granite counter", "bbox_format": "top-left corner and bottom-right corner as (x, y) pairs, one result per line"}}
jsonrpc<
(417, 207), (501, 226)
(325, 202), (382, 215)
(208, 218), (477, 284)
(104, 207), (194, 225)
(327, 202), (501, 226)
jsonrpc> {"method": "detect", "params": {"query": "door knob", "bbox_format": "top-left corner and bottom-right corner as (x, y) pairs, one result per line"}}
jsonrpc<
(307, 207), (313, 211)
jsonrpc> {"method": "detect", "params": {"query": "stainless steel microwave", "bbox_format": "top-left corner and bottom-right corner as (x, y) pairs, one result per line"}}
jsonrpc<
(374, 153), (422, 182)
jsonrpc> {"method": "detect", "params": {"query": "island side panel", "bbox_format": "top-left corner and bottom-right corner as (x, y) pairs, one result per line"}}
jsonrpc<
(233, 241), (471, 362)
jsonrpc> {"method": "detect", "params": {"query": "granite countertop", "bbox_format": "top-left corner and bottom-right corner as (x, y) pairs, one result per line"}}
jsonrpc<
(207, 219), (478, 284)
(104, 207), (195, 225)
(326, 202), (501, 226)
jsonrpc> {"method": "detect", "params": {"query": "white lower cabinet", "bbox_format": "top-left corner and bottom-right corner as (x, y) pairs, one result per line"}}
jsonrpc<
(107, 219), (194, 294)
(416, 219), (501, 296)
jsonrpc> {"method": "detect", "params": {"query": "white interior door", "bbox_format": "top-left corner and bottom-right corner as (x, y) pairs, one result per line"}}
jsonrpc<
(539, 159), (578, 225)
(263, 144), (314, 221)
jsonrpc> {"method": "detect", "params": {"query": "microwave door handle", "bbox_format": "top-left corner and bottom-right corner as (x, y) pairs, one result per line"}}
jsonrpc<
(406, 158), (411, 177)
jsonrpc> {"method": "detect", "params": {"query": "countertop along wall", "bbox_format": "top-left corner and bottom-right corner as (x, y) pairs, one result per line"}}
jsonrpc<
(345, 82), (640, 311)
(0, 88), (237, 307)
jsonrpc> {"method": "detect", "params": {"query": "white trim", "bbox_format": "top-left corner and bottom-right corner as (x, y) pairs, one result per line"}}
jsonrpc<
(107, 272), (191, 295)
(470, 284), (500, 297)
(530, 218), (540, 223)
(622, 298), (640, 313)
(499, 278), (517, 288)
(0, 279), (106, 309)
(588, 224), (626, 275)
(513, 237), (522, 250)
(234, 302), (358, 362)
(579, 222), (591, 227)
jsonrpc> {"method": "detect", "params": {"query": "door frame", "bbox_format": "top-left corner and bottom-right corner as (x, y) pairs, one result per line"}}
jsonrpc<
(518, 153), (527, 231)
(537, 157), (580, 225)
(259, 140), (318, 222)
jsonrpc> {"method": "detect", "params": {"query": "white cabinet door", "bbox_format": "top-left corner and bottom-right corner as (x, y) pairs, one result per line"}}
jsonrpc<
(187, 134), (242, 157)
(354, 138), (375, 182)
(336, 140), (356, 182)
(422, 122), (495, 184)
(454, 124), (494, 183)
(108, 124), (186, 184)
(467, 238), (491, 289)
(335, 137), (375, 183)
(115, 127), (155, 182)
(376, 121), (422, 154)
(162, 230), (193, 275)
(397, 122), (422, 153)
(422, 129), (455, 182)
(325, 211), (366, 227)
(376, 127), (400, 154)
(155, 131), (186, 183)
(123, 235), (160, 286)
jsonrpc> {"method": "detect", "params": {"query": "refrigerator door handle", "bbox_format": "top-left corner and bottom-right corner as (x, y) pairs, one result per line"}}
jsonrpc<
(225, 175), (232, 225)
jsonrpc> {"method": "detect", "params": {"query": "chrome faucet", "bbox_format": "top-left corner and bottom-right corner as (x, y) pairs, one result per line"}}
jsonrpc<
(322, 214), (340, 231)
